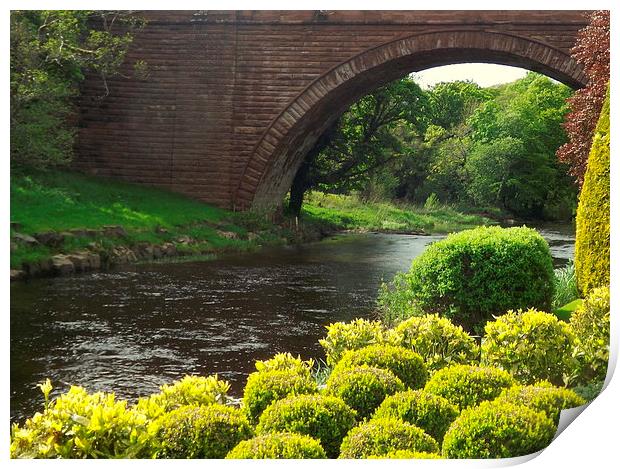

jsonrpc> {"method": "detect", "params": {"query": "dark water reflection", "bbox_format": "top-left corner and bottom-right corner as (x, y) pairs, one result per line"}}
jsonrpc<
(10, 224), (574, 423)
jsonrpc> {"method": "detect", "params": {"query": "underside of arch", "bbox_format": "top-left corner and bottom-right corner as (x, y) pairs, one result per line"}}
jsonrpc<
(234, 29), (587, 211)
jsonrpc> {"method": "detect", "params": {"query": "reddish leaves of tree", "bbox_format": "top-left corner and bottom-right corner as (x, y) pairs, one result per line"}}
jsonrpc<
(556, 10), (610, 188)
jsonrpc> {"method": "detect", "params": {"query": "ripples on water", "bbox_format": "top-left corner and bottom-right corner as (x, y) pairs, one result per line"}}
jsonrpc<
(10, 226), (574, 423)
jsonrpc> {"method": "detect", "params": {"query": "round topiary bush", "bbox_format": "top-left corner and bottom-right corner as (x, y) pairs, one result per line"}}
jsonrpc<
(575, 87), (609, 296)
(424, 364), (515, 410)
(226, 432), (326, 459)
(325, 366), (405, 420)
(319, 318), (387, 366)
(405, 226), (555, 333)
(372, 390), (459, 444)
(442, 400), (556, 458)
(570, 285), (610, 384)
(369, 450), (443, 459)
(331, 344), (428, 390)
(389, 314), (480, 371)
(153, 404), (253, 458)
(339, 417), (438, 459)
(481, 309), (576, 385)
(256, 394), (357, 458)
(243, 370), (318, 423)
(493, 383), (586, 425)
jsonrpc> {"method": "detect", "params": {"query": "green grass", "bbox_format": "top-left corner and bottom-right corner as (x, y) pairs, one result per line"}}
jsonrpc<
(10, 170), (290, 269)
(552, 262), (579, 310)
(301, 191), (492, 234)
(552, 299), (583, 322)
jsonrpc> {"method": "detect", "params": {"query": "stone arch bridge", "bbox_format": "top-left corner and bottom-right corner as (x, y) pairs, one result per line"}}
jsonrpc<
(75, 10), (590, 211)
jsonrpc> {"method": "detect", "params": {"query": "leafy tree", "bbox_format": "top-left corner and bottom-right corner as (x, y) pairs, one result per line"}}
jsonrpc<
(556, 10), (610, 187)
(288, 77), (430, 215)
(426, 80), (494, 130)
(10, 10), (146, 168)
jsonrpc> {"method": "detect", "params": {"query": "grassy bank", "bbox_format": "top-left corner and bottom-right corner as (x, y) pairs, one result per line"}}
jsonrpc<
(301, 191), (492, 234)
(10, 170), (296, 270)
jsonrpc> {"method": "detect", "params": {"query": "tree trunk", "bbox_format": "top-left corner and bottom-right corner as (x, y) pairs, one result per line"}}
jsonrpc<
(289, 161), (310, 217)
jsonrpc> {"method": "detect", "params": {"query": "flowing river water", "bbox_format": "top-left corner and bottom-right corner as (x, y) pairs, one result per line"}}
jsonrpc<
(10, 224), (575, 423)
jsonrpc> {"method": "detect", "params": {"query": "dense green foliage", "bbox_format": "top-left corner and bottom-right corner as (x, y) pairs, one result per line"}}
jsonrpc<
(325, 366), (405, 420)
(256, 394), (357, 458)
(226, 432), (327, 459)
(254, 352), (314, 377)
(338, 418), (438, 459)
(152, 404), (252, 458)
(481, 309), (576, 386)
(368, 450), (443, 459)
(331, 344), (428, 390)
(242, 370), (318, 423)
(493, 383), (585, 425)
(424, 365), (516, 411)
(10, 11), (145, 168)
(388, 314), (480, 371)
(401, 226), (555, 332)
(442, 401), (556, 458)
(570, 286), (610, 384)
(319, 318), (387, 367)
(574, 87), (610, 295)
(372, 390), (459, 444)
(11, 385), (151, 458)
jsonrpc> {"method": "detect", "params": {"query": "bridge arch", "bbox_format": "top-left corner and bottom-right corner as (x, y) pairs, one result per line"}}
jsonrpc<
(234, 29), (587, 210)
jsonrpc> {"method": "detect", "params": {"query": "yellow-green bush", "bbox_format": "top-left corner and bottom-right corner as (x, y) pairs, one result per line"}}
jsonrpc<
(226, 432), (326, 459)
(242, 370), (318, 423)
(325, 366), (405, 420)
(339, 417), (438, 459)
(570, 285), (611, 384)
(481, 309), (576, 385)
(319, 318), (387, 366)
(134, 374), (231, 419)
(442, 401), (556, 458)
(256, 394), (356, 458)
(331, 344), (428, 390)
(424, 364), (515, 411)
(368, 450), (443, 459)
(254, 352), (314, 378)
(152, 404), (252, 458)
(10, 385), (151, 459)
(493, 383), (585, 425)
(389, 314), (479, 371)
(372, 390), (459, 444)
(575, 86), (610, 296)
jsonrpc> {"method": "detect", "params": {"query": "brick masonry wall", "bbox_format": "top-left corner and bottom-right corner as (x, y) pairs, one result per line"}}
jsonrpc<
(74, 10), (591, 210)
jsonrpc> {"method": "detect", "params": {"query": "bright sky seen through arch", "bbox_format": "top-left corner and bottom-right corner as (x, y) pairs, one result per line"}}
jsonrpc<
(412, 63), (529, 89)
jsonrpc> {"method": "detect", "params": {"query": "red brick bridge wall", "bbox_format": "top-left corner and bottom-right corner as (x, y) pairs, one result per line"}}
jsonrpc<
(74, 10), (590, 211)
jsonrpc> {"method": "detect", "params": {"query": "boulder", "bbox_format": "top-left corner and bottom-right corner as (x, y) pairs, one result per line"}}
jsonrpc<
(67, 252), (90, 272)
(10, 269), (25, 281)
(34, 231), (65, 247)
(12, 232), (39, 246)
(217, 230), (239, 240)
(51, 255), (75, 275)
(103, 225), (127, 237)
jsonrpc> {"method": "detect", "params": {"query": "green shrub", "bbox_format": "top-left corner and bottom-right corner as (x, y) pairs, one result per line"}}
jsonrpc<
(575, 87), (610, 296)
(254, 352), (314, 378)
(552, 262), (579, 309)
(572, 380), (605, 402)
(242, 370), (318, 423)
(256, 394), (356, 458)
(389, 314), (479, 371)
(481, 309), (576, 386)
(226, 432), (326, 459)
(134, 374), (231, 419)
(376, 272), (422, 326)
(405, 226), (555, 332)
(369, 450), (443, 459)
(442, 401), (556, 458)
(331, 344), (428, 390)
(372, 390), (458, 444)
(339, 418), (438, 459)
(424, 364), (515, 410)
(319, 318), (386, 366)
(325, 366), (405, 420)
(493, 383), (585, 425)
(10, 385), (151, 458)
(570, 286), (610, 384)
(153, 404), (253, 458)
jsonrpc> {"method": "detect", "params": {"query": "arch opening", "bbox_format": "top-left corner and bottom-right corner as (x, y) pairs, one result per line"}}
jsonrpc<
(234, 29), (586, 211)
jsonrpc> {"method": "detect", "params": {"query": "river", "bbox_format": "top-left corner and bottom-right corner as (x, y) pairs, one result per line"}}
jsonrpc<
(10, 224), (574, 423)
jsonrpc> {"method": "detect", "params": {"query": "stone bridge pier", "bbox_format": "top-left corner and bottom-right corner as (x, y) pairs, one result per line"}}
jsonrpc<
(75, 10), (590, 211)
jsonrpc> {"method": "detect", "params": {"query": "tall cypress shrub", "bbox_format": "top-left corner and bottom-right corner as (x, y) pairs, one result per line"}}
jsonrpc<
(575, 86), (610, 296)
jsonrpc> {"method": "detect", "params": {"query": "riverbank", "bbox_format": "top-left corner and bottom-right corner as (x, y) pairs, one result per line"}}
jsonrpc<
(10, 171), (491, 280)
